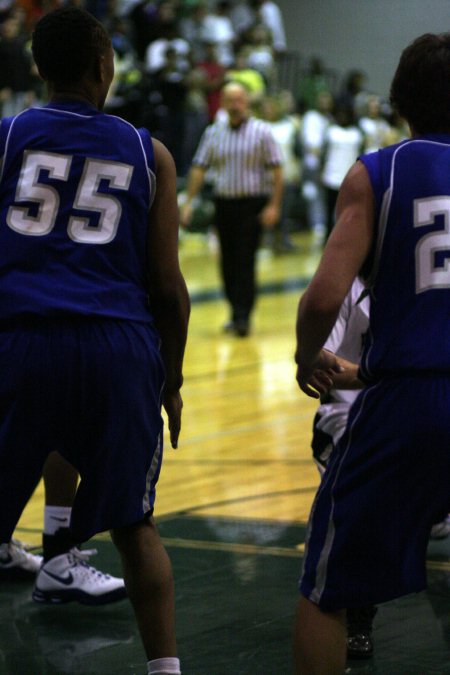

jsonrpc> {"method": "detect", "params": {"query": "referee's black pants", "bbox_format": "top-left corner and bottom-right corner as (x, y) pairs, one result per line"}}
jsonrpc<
(214, 196), (267, 324)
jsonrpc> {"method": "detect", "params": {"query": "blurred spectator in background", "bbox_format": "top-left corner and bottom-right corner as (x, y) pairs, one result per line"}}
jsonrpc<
(85, 0), (117, 25)
(0, 13), (36, 117)
(225, 49), (266, 105)
(261, 91), (301, 251)
(0, 0), (14, 24)
(197, 39), (227, 122)
(297, 56), (330, 113)
(105, 16), (145, 124)
(150, 44), (189, 170)
(181, 64), (209, 175)
(178, 0), (209, 63)
(337, 68), (369, 118)
(249, 0), (286, 56)
(129, 0), (176, 60)
(321, 103), (363, 239)
(144, 18), (190, 73)
(202, 0), (235, 67)
(229, 0), (255, 39)
(300, 89), (334, 238)
(358, 94), (391, 153)
(229, 0), (286, 56)
(240, 21), (276, 90)
(383, 109), (410, 145)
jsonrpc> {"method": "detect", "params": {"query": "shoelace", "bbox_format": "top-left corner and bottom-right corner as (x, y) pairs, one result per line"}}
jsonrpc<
(68, 547), (98, 562)
(67, 547), (111, 579)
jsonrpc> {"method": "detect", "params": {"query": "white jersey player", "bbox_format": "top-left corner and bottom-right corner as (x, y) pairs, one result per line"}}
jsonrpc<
(312, 278), (369, 472)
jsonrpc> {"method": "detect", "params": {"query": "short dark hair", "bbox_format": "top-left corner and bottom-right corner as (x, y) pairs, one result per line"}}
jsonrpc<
(390, 33), (450, 134)
(32, 7), (111, 86)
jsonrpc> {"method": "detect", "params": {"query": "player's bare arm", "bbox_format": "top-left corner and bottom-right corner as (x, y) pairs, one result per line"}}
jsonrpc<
(147, 138), (190, 448)
(295, 161), (374, 397)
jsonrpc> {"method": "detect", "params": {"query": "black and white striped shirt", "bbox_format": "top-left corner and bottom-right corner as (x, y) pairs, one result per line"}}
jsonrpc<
(192, 116), (282, 198)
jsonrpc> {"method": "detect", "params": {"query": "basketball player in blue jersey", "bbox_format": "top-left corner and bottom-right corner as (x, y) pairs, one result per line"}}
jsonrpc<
(293, 33), (450, 673)
(0, 8), (190, 675)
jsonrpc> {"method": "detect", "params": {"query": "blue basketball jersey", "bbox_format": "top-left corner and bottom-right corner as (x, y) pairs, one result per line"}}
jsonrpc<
(0, 101), (156, 323)
(359, 136), (450, 380)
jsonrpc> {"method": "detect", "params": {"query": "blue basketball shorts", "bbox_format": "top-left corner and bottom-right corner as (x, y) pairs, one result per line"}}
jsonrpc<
(300, 375), (450, 610)
(0, 318), (165, 543)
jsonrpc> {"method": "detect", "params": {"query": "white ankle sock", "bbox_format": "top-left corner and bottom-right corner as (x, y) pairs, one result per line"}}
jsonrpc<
(44, 506), (72, 535)
(147, 657), (181, 674)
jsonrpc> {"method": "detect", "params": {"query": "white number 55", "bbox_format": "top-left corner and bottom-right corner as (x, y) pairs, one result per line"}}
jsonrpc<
(7, 151), (133, 244)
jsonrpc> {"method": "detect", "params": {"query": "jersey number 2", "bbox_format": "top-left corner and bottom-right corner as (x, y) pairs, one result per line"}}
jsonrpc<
(415, 196), (450, 293)
(7, 150), (133, 244)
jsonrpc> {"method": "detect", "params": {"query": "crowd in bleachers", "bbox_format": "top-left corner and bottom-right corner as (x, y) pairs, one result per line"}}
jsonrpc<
(0, 0), (410, 244)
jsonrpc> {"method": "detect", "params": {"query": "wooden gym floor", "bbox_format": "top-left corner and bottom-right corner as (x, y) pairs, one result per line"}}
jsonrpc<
(2, 229), (450, 674)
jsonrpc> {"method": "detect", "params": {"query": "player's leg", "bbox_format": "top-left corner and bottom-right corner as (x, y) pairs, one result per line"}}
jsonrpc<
(42, 451), (78, 559)
(0, 469), (43, 575)
(311, 412), (377, 659)
(293, 596), (346, 674)
(33, 451), (126, 605)
(63, 319), (180, 669)
(0, 326), (48, 576)
(111, 516), (179, 669)
(346, 605), (378, 659)
(297, 377), (450, 673)
(0, 447), (43, 576)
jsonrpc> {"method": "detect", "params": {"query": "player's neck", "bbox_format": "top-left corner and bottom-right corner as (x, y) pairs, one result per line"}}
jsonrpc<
(48, 86), (102, 110)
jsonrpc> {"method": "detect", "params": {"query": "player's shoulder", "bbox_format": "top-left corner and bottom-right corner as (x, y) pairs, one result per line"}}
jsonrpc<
(104, 113), (153, 149)
(0, 109), (39, 152)
(102, 110), (141, 135)
(362, 135), (450, 181)
(391, 135), (450, 159)
(361, 138), (411, 165)
(1, 107), (37, 127)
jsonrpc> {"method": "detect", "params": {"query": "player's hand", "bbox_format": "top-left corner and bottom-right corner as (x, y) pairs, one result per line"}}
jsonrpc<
(295, 349), (343, 399)
(305, 367), (336, 396)
(162, 389), (183, 449)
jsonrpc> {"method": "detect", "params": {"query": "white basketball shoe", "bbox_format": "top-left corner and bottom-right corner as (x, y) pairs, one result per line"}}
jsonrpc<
(0, 539), (43, 575)
(32, 547), (127, 605)
(430, 515), (450, 540)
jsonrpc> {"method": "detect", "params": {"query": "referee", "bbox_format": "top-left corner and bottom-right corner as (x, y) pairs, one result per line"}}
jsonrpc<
(180, 81), (283, 336)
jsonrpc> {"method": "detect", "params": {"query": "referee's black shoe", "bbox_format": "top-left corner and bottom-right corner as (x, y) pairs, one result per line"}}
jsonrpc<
(223, 320), (236, 334)
(223, 319), (250, 337)
(346, 606), (377, 659)
(234, 319), (249, 337)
